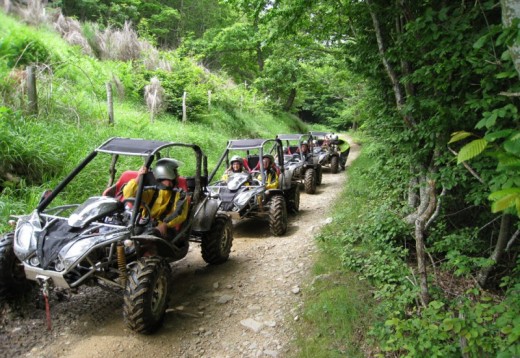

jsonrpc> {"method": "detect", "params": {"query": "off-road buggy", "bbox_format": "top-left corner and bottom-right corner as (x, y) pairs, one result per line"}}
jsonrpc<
(206, 138), (299, 236)
(0, 137), (233, 334)
(277, 133), (322, 194)
(310, 131), (341, 174)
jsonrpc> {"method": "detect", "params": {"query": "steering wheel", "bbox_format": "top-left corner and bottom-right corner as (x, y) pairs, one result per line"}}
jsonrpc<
(122, 198), (152, 226)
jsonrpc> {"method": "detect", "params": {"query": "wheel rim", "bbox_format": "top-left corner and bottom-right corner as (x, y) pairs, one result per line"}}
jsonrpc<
(151, 274), (167, 316)
(220, 223), (230, 251)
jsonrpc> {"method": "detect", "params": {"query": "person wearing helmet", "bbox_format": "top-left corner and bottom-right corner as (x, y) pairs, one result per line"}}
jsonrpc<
(122, 158), (189, 241)
(299, 142), (311, 158)
(221, 155), (248, 181)
(257, 154), (279, 190)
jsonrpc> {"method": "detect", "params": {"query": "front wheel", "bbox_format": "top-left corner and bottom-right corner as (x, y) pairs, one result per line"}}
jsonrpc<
(304, 168), (316, 194)
(201, 215), (233, 264)
(330, 156), (339, 174)
(123, 256), (171, 334)
(269, 195), (288, 236)
(0, 233), (30, 298)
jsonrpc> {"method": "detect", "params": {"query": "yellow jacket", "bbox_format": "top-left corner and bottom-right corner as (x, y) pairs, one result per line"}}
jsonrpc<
(122, 179), (189, 228)
(257, 168), (279, 190)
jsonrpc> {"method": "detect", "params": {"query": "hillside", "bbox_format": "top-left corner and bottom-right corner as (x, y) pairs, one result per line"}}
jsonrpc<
(0, 10), (319, 229)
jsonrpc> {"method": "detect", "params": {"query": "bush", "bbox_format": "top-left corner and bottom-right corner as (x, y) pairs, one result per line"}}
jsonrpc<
(0, 32), (53, 68)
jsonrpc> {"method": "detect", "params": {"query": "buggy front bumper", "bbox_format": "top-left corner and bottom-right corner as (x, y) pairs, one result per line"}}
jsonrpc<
(24, 265), (71, 289)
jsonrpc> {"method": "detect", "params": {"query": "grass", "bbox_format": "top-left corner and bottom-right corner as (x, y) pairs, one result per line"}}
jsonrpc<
(294, 256), (376, 357)
(291, 152), (378, 358)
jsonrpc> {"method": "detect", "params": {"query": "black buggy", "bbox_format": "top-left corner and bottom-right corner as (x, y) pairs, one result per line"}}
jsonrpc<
(0, 137), (233, 334)
(310, 131), (341, 174)
(277, 133), (323, 194)
(206, 138), (300, 236)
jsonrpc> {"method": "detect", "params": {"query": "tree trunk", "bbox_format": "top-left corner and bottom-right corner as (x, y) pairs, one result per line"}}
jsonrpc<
(367, 0), (433, 305)
(366, 0), (414, 127)
(477, 213), (513, 287)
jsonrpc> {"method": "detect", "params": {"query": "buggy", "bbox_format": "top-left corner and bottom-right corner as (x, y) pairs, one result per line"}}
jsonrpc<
(310, 131), (341, 174)
(207, 138), (299, 236)
(0, 137), (233, 334)
(277, 133), (322, 194)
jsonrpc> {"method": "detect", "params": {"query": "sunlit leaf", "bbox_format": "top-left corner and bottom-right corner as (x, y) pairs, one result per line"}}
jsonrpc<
(490, 192), (520, 213)
(449, 131), (472, 144)
(489, 188), (520, 200)
(457, 139), (488, 163)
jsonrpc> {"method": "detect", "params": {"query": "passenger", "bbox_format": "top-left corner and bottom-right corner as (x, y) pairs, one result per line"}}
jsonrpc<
(257, 154), (279, 190)
(122, 158), (189, 241)
(221, 155), (248, 182)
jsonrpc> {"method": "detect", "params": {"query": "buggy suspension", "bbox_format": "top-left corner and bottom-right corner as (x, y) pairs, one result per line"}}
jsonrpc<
(117, 243), (127, 287)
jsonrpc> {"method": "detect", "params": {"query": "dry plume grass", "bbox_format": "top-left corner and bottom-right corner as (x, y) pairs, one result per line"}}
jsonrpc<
(15, 0), (48, 26)
(141, 42), (172, 71)
(96, 21), (142, 61)
(144, 76), (165, 122)
(52, 13), (93, 56)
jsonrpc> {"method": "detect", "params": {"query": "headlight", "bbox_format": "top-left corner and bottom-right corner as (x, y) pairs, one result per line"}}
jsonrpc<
(58, 236), (99, 270)
(13, 211), (41, 260)
(208, 186), (221, 198)
(234, 190), (255, 207)
(58, 232), (126, 270)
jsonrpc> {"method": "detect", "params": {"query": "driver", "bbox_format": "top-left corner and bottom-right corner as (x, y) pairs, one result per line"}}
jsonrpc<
(221, 155), (248, 182)
(122, 158), (189, 241)
(300, 142), (311, 158)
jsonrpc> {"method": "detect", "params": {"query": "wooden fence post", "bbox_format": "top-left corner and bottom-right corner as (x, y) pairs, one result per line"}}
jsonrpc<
(27, 66), (38, 114)
(182, 91), (187, 122)
(106, 82), (114, 125)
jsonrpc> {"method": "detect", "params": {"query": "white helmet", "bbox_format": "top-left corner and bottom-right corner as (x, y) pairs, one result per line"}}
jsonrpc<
(230, 155), (243, 165)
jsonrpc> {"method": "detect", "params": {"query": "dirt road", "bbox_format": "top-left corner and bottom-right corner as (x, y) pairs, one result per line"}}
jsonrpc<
(1, 141), (359, 358)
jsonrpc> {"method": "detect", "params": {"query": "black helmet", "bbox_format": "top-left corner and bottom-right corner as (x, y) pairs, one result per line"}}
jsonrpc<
(262, 154), (274, 164)
(153, 158), (179, 181)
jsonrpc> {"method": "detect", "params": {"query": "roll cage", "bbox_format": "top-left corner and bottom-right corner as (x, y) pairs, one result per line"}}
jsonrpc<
(37, 137), (208, 232)
(208, 138), (285, 186)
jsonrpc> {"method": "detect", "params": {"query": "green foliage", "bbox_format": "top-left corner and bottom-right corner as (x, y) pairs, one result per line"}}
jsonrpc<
(0, 108), (65, 187)
(0, 32), (53, 68)
(378, 287), (520, 357)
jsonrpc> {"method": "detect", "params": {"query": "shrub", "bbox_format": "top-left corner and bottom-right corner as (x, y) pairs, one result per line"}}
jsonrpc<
(0, 32), (53, 68)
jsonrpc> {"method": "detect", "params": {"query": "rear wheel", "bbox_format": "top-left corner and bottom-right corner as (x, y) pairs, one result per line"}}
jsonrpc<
(286, 184), (300, 214)
(201, 215), (233, 264)
(269, 195), (288, 236)
(0, 233), (29, 299)
(331, 156), (339, 174)
(123, 256), (171, 334)
(316, 166), (323, 185)
(304, 168), (316, 194)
